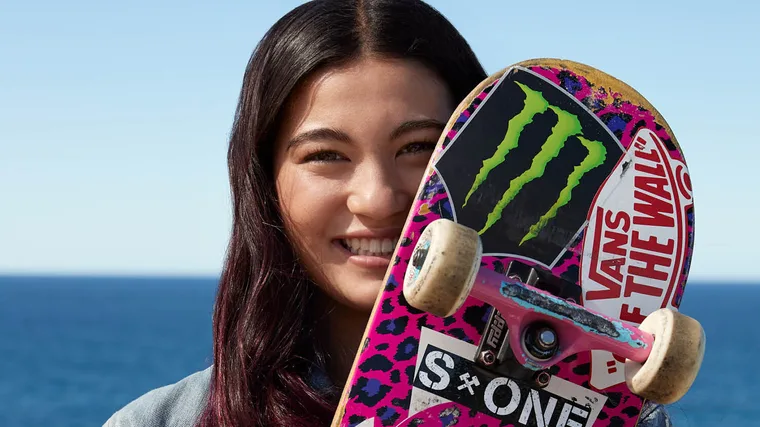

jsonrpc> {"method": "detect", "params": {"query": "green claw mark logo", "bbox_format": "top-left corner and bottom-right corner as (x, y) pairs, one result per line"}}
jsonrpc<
(463, 81), (607, 245)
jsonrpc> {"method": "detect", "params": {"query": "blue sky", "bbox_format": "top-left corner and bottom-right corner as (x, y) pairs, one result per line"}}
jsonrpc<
(1, 0), (756, 280)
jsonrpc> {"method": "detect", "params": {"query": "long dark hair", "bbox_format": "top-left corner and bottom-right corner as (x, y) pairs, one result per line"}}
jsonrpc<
(197, 1), (487, 426)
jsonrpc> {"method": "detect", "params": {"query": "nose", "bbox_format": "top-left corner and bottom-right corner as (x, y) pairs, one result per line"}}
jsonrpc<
(346, 160), (411, 222)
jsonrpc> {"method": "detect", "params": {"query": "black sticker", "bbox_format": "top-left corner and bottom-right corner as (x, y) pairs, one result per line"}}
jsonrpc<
(413, 345), (595, 427)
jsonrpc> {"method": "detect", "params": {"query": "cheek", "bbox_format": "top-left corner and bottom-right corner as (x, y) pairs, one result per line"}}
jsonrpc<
(276, 165), (342, 241)
(398, 161), (431, 195)
(277, 170), (312, 234)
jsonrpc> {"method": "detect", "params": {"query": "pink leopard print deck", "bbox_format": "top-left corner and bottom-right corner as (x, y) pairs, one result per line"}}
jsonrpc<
(334, 62), (694, 427)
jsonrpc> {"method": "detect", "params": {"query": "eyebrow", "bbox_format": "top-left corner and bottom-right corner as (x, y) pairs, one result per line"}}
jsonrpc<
(390, 119), (446, 140)
(287, 128), (352, 149)
(286, 119), (446, 149)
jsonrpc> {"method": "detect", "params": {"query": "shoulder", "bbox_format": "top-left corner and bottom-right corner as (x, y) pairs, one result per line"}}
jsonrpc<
(102, 366), (212, 427)
(637, 401), (674, 427)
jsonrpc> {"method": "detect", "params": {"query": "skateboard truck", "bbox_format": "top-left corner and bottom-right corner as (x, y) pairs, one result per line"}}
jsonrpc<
(473, 261), (576, 388)
(404, 219), (706, 405)
(472, 307), (555, 389)
(504, 260), (582, 303)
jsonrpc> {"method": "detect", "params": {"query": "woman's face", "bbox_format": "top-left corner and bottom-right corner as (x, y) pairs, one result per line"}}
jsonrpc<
(274, 57), (453, 312)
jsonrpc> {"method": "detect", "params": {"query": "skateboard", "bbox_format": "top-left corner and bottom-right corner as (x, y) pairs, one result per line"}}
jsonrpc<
(331, 59), (704, 427)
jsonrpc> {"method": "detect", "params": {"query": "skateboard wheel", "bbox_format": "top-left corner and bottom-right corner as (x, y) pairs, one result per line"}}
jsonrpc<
(624, 308), (705, 404)
(403, 219), (482, 317)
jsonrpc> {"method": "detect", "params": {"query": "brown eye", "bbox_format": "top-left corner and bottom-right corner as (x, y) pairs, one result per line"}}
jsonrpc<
(303, 150), (346, 163)
(399, 141), (436, 156)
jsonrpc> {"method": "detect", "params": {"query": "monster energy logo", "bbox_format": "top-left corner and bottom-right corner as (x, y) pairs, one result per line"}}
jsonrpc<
(463, 82), (607, 245)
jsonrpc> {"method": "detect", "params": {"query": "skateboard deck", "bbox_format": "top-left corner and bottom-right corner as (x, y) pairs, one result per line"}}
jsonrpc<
(331, 58), (696, 427)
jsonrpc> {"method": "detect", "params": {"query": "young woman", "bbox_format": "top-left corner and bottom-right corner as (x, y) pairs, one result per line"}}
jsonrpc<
(104, 1), (675, 426)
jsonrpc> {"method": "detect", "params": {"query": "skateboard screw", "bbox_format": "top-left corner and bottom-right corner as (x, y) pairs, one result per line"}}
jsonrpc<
(534, 371), (551, 388)
(411, 247), (428, 270)
(479, 350), (496, 366)
(537, 329), (557, 349)
(524, 324), (558, 361)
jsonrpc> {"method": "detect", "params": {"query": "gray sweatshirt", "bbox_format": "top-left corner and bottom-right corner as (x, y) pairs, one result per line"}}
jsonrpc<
(103, 366), (673, 427)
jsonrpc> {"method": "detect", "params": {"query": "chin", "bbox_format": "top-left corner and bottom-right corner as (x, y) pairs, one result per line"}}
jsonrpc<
(340, 277), (386, 313)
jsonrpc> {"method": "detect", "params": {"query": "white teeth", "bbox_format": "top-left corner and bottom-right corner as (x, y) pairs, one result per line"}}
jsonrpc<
(381, 239), (393, 253)
(342, 237), (399, 256)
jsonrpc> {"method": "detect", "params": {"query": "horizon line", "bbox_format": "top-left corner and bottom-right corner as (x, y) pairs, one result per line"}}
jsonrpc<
(0, 272), (756, 285)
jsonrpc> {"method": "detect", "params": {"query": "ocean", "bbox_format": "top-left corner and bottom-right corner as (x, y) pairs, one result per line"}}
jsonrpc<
(0, 276), (755, 427)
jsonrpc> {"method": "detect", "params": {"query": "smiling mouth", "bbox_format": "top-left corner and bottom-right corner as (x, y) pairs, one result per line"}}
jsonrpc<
(338, 237), (399, 257)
